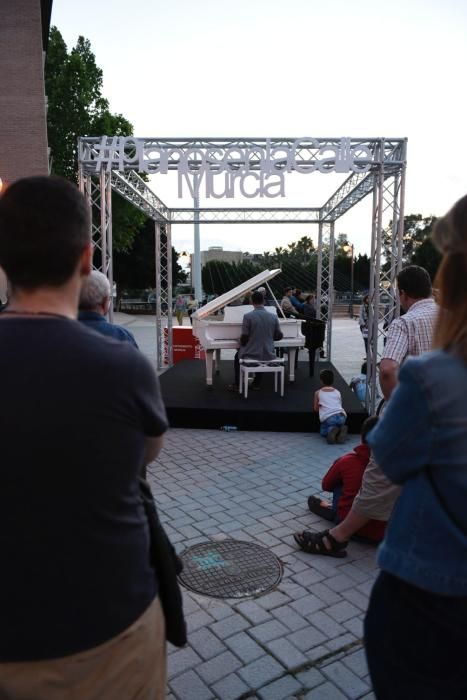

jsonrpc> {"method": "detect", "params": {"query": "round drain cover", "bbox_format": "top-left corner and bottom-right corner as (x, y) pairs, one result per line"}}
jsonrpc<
(178, 539), (283, 599)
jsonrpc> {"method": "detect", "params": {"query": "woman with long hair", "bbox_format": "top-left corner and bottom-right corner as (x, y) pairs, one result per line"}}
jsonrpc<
(364, 194), (467, 699)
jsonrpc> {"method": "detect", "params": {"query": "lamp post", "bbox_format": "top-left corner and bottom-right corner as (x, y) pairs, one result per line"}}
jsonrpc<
(343, 243), (354, 317)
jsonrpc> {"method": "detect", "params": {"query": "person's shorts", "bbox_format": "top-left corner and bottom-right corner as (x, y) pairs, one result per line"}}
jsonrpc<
(0, 596), (166, 700)
(352, 454), (400, 521)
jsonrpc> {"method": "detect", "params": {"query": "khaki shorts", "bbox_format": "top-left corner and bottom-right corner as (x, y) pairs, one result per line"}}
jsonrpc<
(352, 453), (401, 521)
(352, 400), (400, 521)
(0, 596), (166, 700)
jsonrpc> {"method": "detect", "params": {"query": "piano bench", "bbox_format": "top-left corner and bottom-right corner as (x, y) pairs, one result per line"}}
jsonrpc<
(239, 359), (285, 399)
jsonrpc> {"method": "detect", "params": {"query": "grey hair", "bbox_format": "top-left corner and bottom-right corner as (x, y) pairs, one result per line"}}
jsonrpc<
(79, 270), (111, 309)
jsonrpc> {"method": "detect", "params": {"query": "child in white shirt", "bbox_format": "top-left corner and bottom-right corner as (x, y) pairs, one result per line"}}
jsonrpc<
(314, 369), (348, 444)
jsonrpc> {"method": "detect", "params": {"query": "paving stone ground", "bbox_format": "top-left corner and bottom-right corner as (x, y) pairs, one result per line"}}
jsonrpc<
(147, 429), (378, 700)
(123, 313), (377, 698)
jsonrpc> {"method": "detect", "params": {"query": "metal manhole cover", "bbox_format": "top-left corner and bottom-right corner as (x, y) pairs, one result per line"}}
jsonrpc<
(178, 539), (283, 599)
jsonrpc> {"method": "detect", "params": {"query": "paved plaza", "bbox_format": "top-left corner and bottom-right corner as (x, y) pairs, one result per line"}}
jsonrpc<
(148, 429), (377, 700)
(123, 313), (377, 698)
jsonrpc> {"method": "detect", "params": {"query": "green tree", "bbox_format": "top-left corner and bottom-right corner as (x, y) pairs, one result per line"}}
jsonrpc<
(45, 27), (147, 256)
(410, 235), (442, 280)
(114, 219), (186, 292)
(383, 214), (441, 280)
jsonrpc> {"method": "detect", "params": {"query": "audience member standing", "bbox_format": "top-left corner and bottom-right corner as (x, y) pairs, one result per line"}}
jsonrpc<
(365, 195), (467, 699)
(303, 294), (317, 319)
(0, 177), (168, 700)
(79, 270), (138, 347)
(294, 266), (438, 556)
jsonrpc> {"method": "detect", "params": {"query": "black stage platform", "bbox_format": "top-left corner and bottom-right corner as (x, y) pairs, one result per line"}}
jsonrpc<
(159, 359), (367, 433)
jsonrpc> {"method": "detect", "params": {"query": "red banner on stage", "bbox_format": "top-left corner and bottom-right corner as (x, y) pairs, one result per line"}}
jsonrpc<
(163, 326), (205, 364)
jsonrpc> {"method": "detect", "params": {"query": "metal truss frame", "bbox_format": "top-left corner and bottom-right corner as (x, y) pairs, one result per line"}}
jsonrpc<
(78, 136), (407, 409)
(155, 223), (173, 368)
(170, 207), (321, 224)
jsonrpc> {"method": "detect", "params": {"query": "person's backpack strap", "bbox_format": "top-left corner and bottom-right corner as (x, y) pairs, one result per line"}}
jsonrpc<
(139, 478), (187, 647)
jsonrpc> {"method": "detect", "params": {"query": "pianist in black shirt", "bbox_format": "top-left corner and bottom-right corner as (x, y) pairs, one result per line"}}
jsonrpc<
(229, 290), (283, 390)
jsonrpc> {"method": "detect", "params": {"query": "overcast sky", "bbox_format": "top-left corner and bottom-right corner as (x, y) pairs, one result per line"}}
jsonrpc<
(52, 0), (467, 256)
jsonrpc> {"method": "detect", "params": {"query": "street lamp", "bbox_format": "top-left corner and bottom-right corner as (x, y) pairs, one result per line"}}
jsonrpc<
(343, 243), (354, 317)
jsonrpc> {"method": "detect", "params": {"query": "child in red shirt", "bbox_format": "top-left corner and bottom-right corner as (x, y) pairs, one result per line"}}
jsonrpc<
(308, 416), (386, 543)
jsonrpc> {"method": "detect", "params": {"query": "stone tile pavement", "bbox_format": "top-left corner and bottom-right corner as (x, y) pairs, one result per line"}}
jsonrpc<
(147, 429), (378, 699)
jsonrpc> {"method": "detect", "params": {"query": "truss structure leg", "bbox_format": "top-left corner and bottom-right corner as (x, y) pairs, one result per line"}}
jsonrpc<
(367, 141), (406, 413)
(316, 221), (335, 361)
(78, 169), (114, 321)
(155, 222), (173, 370)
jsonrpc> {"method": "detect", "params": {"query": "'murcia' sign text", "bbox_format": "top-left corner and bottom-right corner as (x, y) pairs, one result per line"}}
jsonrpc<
(91, 137), (374, 199)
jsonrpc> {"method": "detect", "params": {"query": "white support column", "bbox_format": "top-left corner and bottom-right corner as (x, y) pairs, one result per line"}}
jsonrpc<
(193, 193), (202, 301)
(103, 172), (113, 322)
(166, 222), (173, 367)
(155, 222), (163, 370)
(326, 222), (335, 361)
(155, 221), (173, 369)
(316, 221), (323, 319)
(367, 160), (384, 414)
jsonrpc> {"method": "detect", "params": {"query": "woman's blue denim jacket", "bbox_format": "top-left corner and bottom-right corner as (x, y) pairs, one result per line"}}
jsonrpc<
(367, 350), (467, 596)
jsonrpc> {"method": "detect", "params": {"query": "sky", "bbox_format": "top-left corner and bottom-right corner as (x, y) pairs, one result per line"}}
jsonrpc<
(52, 0), (467, 257)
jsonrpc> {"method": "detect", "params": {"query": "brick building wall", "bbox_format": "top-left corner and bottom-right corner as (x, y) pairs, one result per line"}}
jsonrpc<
(0, 0), (49, 186)
(0, 0), (49, 301)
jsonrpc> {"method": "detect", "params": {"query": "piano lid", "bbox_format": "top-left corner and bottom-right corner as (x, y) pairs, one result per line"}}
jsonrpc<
(193, 269), (282, 320)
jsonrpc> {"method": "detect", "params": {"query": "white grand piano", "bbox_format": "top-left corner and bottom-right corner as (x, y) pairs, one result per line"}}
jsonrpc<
(192, 269), (305, 387)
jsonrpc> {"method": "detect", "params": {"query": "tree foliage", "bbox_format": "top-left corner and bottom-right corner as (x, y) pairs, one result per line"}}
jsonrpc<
(45, 27), (146, 256)
(383, 214), (441, 280)
(44, 27), (187, 291)
(114, 220), (186, 293)
(198, 217), (440, 298)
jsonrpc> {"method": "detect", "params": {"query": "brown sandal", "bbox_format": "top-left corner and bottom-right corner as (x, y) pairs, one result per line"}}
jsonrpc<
(293, 529), (348, 557)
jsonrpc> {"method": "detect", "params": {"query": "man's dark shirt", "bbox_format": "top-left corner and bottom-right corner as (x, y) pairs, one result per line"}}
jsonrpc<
(78, 310), (138, 348)
(0, 318), (168, 661)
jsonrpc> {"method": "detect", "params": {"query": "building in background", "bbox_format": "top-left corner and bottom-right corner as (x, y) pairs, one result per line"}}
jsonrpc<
(191, 246), (244, 269)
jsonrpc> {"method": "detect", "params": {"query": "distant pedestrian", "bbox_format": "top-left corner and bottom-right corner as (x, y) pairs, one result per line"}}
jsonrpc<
(174, 294), (186, 325)
(358, 294), (369, 353)
(187, 294), (199, 324)
(79, 270), (138, 347)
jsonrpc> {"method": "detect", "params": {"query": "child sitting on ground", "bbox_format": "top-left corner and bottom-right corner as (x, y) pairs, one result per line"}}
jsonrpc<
(314, 369), (348, 444)
(307, 416), (386, 543)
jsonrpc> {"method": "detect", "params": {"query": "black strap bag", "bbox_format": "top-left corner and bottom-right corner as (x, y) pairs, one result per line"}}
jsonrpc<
(139, 478), (187, 647)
